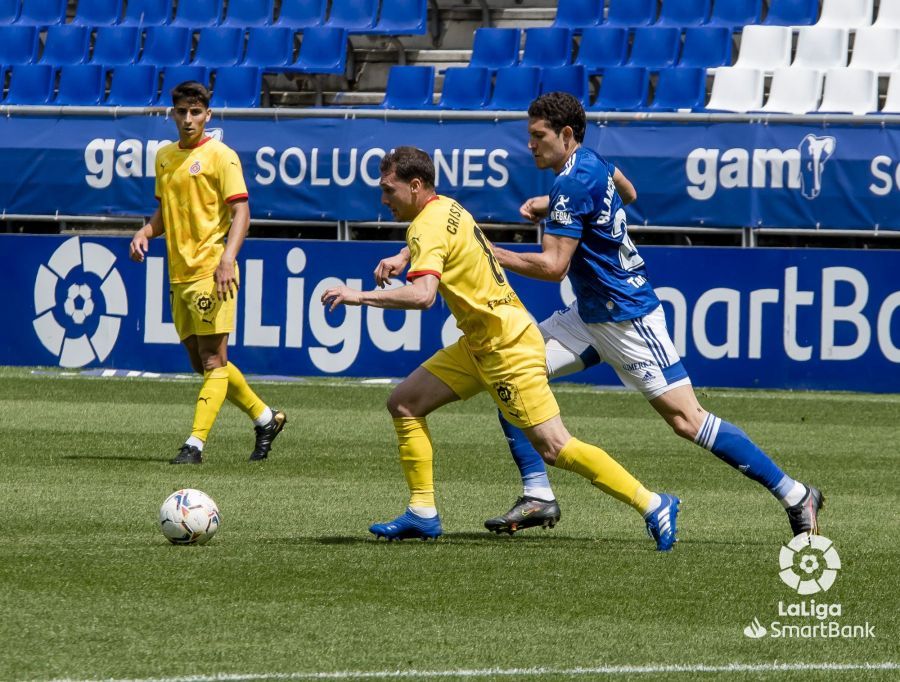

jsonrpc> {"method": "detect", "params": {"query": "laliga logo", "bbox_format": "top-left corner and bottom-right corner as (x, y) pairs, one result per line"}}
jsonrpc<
(33, 237), (128, 368)
(779, 533), (841, 595)
(798, 134), (836, 200)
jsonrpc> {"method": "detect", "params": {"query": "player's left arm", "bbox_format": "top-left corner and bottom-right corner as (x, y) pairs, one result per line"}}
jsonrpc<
(321, 274), (439, 311)
(215, 199), (249, 300)
(613, 168), (637, 205)
(492, 234), (579, 282)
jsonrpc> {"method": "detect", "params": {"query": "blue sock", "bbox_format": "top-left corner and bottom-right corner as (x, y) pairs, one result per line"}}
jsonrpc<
(497, 410), (553, 496)
(695, 413), (795, 499)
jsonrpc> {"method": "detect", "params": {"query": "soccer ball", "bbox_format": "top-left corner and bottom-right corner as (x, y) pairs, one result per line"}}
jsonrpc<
(159, 489), (221, 545)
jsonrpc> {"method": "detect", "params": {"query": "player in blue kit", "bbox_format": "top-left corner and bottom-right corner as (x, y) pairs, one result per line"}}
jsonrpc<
(484, 92), (823, 539)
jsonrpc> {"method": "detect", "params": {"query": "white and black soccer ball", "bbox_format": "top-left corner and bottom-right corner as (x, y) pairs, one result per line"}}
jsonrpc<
(159, 489), (221, 545)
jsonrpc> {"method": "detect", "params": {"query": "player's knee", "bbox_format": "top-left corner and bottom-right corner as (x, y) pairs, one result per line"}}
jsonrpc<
(199, 353), (226, 373)
(386, 390), (415, 418)
(670, 415), (699, 441)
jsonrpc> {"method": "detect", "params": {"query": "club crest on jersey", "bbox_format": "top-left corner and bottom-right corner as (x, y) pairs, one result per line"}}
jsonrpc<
(550, 195), (573, 225)
(189, 161), (202, 175)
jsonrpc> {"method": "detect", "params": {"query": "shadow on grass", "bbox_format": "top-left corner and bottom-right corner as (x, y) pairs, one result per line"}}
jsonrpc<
(62, 455), (167, 463)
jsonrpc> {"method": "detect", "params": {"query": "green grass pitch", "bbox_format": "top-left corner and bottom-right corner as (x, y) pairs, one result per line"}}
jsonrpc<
(0, 367), (897, 681)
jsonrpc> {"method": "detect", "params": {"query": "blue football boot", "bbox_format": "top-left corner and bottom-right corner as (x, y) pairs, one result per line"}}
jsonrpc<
(369, 509), (443, 541)
(644, 494), (680, 552)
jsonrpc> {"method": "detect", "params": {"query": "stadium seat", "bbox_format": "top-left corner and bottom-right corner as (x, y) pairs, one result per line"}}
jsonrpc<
(290, 27), (347, 74)
(848, 27), (900, 72)
(762, 0), (819, 26)
(604, 0), (656, 28)
(0, 0), (19, 24)
(818, 67), (878, 113)
(274, 0), (326, 29)
(486, 66), (540, 109)
(171, 0), (222, 28)
(469, 28), (520, 70)
(382, 65), (434, 108)
(55, 64), (106, 105)
(592, 66), (649, 110)
(655, 0), (710, 28)
(438, 66), (490, 109)
(71, 0), (122, 26)
(874, 0), (900, 28)
(210, 66), (261, 107)
(758, 67), (822, 114)
(242, 27), (294, 69)
(221, 0), (274, 28)
(540, 65), (589, 103)
(0, 26), (39, 65)
(706, 0), (762, 30)
(119, 0), (171, 26)
(879, 71), (900, 111)
(3, 64), (54, 104)
(370, 0), (427, 35)
(733, 25), (792, 71)
(705, 67), (764, 111)
(13, 0), (65, 26)
(648, 67), (707, 110)
(575, 26), (628, 71)
(106, 64), (158, 105)
(161, 65), (209, 101)
(325, 0), (378, 32)
(520, 28), (573, 68)
(38, 25), (90, 66)
(679, 27), (732, 68)
(816, 0), (873, 30)
(627, 27), (681, 69)
(192, 27), (245, 68)
(792, 27), (849, 71)
(139, 27), (192, 67)
(553, 0), (603, 30)
(91, 27), (141, 66)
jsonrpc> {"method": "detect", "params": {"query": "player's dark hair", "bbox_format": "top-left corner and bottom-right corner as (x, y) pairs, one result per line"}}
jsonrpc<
(528, 92), (586, 143)
(171, 81), (211, 108)
(380, 146), (436, 188)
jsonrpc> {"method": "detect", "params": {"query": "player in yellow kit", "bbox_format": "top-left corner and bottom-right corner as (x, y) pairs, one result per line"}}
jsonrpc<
(129, 81), (286, 464)
(321, 147), (680, 549)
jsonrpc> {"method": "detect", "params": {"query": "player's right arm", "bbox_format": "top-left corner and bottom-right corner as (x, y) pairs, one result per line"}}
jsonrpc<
(129, 208), (164, 263)
(374, 246), (411, 288)
(520, 195), (550, 223)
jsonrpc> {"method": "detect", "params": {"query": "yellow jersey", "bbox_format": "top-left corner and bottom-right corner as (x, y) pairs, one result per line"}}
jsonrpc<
(406, 195), (532, 352)
(154, 137), (248, 283)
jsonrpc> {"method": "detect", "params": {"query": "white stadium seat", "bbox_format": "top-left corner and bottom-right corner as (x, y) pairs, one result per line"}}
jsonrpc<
(816, 0), (873, 30)
(849, 27), (900, 73)
(734, 25), (792, 72)
(706, 67), (764, 112)
(874, 0), (900, 29)
(880, 71), (900, 112)
(793, 27), (849, 70)
(759, 67), (823, 114)
(818, 67), (878, 114)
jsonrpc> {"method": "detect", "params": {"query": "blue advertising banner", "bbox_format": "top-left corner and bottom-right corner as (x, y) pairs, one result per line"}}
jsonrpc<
(1, 115), (900, 229)
(2, 235), (898, 392)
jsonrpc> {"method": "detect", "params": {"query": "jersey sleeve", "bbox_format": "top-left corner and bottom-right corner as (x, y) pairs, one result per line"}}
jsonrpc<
(545, 175), (593, 240)
(219, 147), (249, 203)
(154, 151), (163, 201)
(406, 214), (449, 281)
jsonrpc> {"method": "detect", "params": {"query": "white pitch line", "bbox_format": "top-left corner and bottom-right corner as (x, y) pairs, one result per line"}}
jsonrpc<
(45, 661), (900, 682)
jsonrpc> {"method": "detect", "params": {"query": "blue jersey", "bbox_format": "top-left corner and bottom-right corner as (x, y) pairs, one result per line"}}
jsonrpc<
(544, 147), (659, 323)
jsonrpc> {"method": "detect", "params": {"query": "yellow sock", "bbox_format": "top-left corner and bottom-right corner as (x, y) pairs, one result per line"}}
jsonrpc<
(225, 361), (266, 422)
(393, 417), (435, 508)
(555, 438), (655, 515)
(190, 366), (229, 442)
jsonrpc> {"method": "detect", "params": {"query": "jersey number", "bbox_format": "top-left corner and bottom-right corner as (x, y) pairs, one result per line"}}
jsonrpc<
(474, 225), (505, 285)
(610, 208), (644, 272)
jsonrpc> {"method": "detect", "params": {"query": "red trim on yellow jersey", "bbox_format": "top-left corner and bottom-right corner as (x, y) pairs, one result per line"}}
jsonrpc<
(407, 270), (442, 281)
(178, 136), (212, 150)
(225, 193), (249, 203)
(424, 194), (440, 205)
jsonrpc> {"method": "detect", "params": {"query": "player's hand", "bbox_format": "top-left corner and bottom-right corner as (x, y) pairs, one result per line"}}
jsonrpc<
(519, 195), (550, 223)
(373, 251), (410, 288)
(129, 228), (150, 262)
(215, 257), (239, 300)
(321, 285), (362, 312)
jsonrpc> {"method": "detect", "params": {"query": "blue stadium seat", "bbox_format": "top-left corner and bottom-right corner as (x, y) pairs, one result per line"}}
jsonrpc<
(139, 27), (192, 67)
(647, 67), (706, 110)
(72, 0), (123, 26)
(592, 66), (649, 110)
(763, 0), (820, 27)
(274, 0), (326, 29)
(14, 0), (65, 26)
(369, 0), (426, 35)
(438, 66), (490, 109)
(192, 27), (244, 68)
(290, 26), (347, 73)
(106, 65), (158, 105)
(540, 65), (589, 104)
(171, 0), (222, 28)
(679, 27), (732, 68)
(210, 66), (261, 107)
(470, 28), (520, 70)
(91, 27), (141, 66)
(161, 65), (209, 99)
(39, 25), (90, 66)
(706, 0), (763, 29)
(383, 65), (434, 108)
(575, 26), (628, 72)
(221, 0), (274, 28)
(0, 26), (39, 65)
(56, 64), (105, 105)
(553, 0), (603, 30)
(604, 0), (656, 27)
(486, 66), (540, 110)
(0, 0), (20, 24)
(119, 0), (171, 27)
(655, 0), (711, 28)
(242, 27), (294, 69)
(4, 64), (54, 104)
(325, 0), (377, 32)
(627, 27), (681, 69)
(520, 28), (573, 68)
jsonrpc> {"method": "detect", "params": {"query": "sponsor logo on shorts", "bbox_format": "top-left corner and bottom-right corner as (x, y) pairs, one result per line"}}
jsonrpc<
(623, 361), (653, 371)
(193, 293), (215, 315)
(493, 381), (521, 418)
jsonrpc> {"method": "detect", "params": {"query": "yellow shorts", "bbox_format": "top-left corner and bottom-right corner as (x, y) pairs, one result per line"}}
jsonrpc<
(422, 324), (560, 429)
(170, 276), (236, 341)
